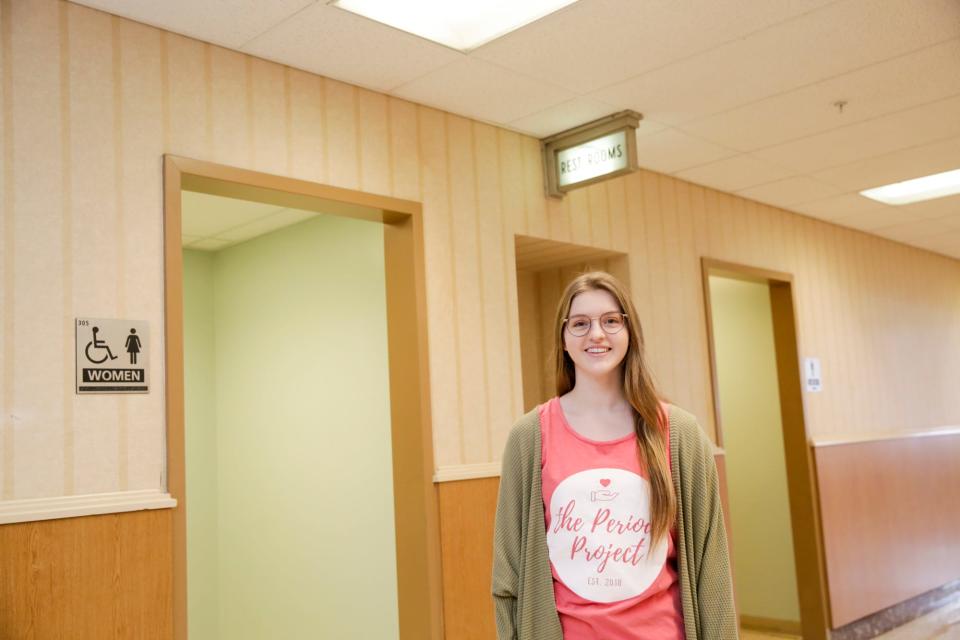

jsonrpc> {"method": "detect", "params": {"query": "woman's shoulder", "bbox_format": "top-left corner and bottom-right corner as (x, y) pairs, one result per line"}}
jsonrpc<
(665, 402), (697, 431)
(506, 404), (543, 446)
(498, 404), (545, 479)
(664, 403), (713, 452)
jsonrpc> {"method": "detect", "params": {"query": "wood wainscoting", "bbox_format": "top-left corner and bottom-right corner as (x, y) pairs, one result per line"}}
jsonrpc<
(0, 509), (173, 639)
(814, 429), (960, 628)
(438, 477), (500, 640)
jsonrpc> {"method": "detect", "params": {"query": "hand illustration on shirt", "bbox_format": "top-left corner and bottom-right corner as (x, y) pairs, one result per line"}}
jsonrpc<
(590, 489), (620, 502)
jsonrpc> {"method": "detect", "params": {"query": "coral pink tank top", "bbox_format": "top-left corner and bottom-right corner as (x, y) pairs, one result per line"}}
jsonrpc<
(540, 397), (684, 639)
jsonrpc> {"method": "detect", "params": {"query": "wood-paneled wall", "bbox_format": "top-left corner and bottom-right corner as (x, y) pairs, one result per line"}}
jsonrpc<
(437, 478), (500, 640)
(0, 509), (173, 639)
(3, 0), (960, 636)
(4, 0), (960, 500)
(814, 432), (960, 627)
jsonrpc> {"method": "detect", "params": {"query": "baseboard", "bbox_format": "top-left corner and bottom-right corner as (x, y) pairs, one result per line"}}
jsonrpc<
(830, 580), (960, 640)
(740, 614), (802, 635)
(0, 489), (176, 525)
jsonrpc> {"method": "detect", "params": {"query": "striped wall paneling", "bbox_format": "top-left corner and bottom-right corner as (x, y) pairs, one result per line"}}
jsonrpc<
(3, 1), (960, 636)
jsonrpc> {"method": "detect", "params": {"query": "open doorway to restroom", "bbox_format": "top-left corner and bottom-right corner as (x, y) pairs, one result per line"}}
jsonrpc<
(514, 236), (629, 410)
(163, 157), (442, 640)
(701, 259), (830, 640)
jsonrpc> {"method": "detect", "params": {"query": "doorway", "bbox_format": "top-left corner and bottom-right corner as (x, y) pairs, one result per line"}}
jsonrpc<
(164, 157), (442, 640)
(701, 259), (830, 640)
(513, 235), (630, 411)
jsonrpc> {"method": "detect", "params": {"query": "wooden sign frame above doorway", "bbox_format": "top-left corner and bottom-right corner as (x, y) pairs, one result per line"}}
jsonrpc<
(162, 155), (442, 640)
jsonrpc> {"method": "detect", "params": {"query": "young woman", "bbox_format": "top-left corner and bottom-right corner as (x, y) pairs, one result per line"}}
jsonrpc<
(492, 271), (737, 640)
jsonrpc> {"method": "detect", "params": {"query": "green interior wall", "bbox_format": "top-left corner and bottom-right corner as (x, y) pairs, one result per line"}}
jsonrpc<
(183, 212), (398, 639)
(184, 249), (220, 639)
(709, 276), (801, 623)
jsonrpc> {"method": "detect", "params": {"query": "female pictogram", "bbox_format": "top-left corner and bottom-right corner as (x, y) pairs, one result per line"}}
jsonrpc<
(85, 326), (118, 364)
(125, 328), (142, 364)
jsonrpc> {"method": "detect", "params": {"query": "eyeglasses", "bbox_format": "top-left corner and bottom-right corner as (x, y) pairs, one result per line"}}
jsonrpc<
(563, 312), (628, 337)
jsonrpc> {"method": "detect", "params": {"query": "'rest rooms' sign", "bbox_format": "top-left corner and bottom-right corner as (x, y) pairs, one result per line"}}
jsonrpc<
(541, 111), (640, 197)
(556, 130), (629, 189)
(75, 317), (149, 394)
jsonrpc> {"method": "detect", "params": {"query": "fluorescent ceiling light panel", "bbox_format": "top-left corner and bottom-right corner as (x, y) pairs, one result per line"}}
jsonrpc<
(330, 0), (579, 51)
(860, 168), (960, 205)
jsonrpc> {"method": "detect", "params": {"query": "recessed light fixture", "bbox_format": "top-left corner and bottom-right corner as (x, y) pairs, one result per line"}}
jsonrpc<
(860, 168), (960, 205)
(329, 0), (580, 52)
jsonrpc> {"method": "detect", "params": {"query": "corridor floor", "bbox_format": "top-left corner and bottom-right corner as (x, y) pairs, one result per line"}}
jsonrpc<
(742, 597), (960, 640)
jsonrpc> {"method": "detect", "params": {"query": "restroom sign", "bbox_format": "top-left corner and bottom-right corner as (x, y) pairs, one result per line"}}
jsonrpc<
(75, 318), (149, 394)
(556, 130), (630, 188)
(541, 110), (641, 197)
(803, 357), (822, 393)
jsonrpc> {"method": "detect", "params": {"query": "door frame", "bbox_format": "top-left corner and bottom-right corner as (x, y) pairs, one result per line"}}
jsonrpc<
(701, 257), (831, 640)
(163, 155), (443, 640)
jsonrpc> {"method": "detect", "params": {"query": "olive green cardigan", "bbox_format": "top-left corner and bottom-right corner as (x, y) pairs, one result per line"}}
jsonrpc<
(492, 405), (738, 640)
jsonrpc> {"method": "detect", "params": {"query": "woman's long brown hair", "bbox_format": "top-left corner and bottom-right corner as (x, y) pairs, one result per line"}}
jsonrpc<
(553, 271), (676, 549)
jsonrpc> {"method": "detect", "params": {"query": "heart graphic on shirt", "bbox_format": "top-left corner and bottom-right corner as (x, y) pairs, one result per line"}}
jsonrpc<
(599, 479), (611, 487)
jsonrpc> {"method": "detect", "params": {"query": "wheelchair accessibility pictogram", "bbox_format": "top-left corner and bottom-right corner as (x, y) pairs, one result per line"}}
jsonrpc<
(85, 326), (118, 364)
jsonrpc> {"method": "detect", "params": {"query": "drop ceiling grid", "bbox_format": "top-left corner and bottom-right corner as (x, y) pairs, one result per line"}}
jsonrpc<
(677, 92), (960, 215)
(751, 94), (960, 176)
(675, 38), (960, 153)
(873, 217), (960, 245)
(180, 191), (317, 250)
(391, 57), (577, 125)
(812, 136), (960, 193)
(792, 193), (891, 221)
(585, 0), (960, 127)
(67, 0), (960, 258)
(470, 0), (839, 95)
(72, 0), (316, 49)
(239, 2), (464, 93)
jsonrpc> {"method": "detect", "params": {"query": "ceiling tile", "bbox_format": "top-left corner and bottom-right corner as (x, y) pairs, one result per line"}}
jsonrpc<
(471, 0), (835, 94)
(589, 0), (960, 125)
(218, 208), (316, 242)
(508, 97), (618, 138)
(939, 214), (960, 231)
(791, 193), (890, 219)
(190, 238), (231, 251)
(633, 128), (736, 174)
(752, 95), (960, 175)
(908, 230), (960, 258)
(70, 0), (314, 48)
(674, 154), (795, 192)
(893, 195), (960, 221)
(241, 3), (463, 93)
(181, 191), (286, 237)
(736, 176), (845, 208)
(679, 38), (960, 151)
(873, 217), (958, 243)
(812, 136), (960, 192)
(392, 57), (574, 125)
(635, 118), (670, 138)
(832, 207), (924, 231)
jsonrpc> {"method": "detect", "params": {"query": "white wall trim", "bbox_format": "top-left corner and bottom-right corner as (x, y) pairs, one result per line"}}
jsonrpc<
(433, 462), (502, 483)
(811, 425), (960, 448)
(0, 489), (177, 525)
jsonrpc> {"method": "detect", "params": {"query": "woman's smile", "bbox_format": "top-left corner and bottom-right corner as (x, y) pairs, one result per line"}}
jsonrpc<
(585, 346), (612, 356)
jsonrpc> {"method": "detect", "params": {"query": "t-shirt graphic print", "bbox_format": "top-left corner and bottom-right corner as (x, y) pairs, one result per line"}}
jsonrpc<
(548, 467), (668, 602)
(540, 397), (684, 640)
